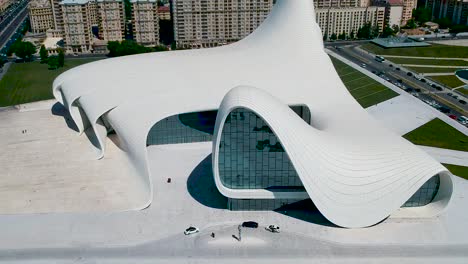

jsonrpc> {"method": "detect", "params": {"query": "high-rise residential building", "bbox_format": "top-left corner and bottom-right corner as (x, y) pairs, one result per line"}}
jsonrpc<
(313, 0), (361, 8)
(386, 0), (404, 27)
(0, 0), (12, 12)
(60, 0), (125, 53)
(29, 0), (55, 33)
(61, 0), (94, 53)
(316, 6), (386, 38)
(422, 0), (468, 25)
(97, 0), (126, 42)
(401, 0), (417, 25)
(157, 5), (171, 20)
(131, 0), (159, 47)
(172, 0), (274, 48)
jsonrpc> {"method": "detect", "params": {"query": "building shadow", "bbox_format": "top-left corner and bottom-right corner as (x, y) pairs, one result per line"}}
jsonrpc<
(274, 199), (339, 228)
(51, 102), (79, 132)
(186, 154), (227, 209)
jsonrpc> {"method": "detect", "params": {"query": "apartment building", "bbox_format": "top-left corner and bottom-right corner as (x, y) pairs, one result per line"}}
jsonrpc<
(0, 0), (12, 12)
(313, 0), (361, 8)
(316, 6), (385, 38)
(172, 0), (274, 48)
(29, 0), (55, 33)
(131, 0), (159, 46)
(422, 0), (468, 25)
(158, 5), (170, 20)
(97, 0), (125, 41)
(401, 0), (417, 25)
(61, 0), (94, 53)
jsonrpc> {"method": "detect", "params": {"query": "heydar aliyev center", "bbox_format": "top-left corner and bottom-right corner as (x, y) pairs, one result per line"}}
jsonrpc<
(52, 0), (453, 228)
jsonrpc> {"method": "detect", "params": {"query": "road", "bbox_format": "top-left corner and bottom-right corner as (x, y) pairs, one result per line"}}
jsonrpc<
(333, 44), (468, 118)
(0, 3), (28, 50)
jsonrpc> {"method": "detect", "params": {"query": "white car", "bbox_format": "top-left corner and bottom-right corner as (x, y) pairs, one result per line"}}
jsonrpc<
(265, 225), (280, 233)
(184, 226), (199, 235)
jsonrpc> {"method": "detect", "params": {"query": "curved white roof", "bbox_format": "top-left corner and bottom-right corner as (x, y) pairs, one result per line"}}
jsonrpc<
(52, 0), (453, 228)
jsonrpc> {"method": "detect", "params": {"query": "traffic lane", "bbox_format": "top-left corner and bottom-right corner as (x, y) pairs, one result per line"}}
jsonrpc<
(0, 8), (28, 49)
(333, 47), (466, 119)
(344, 46), (468, 112)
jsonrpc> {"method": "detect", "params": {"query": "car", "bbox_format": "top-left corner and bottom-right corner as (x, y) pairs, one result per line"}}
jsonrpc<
(242, 221), (259, 228)
(371, 70), (376, 74)
(431, 84), (437, 88)
(457, 116), (468, 125)
(184, 226), (199, 235)
(436, 86), (443, 91)
(460, 100), (467, 105)
(420, 79), (426, 83)
(447, 93), (453, 96)
(265, 225), (280, 233)
(397, 79), (403, 83)
(453, 95), (459, 99)
(407, 72), (413, 76)
(389, 64), (393, 67)
(449, 115), (457, 120)
(361, 63), (366, 68)
(415, 88), (421, 92)
(396, 67), (400, 71)
(439, 106), (450, 113)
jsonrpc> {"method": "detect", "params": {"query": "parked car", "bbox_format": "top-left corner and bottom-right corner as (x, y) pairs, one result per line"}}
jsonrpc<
(265, 225), (280, 233)
(242, 221), (259, 228)
(407, 72), (413, 76)
(447, 93), (453, 96)
(420, 78), (426, 83)
(457, 116), (468, 125)
(184, 226), (199, 235)
(389, 64), (393, 67)
(453, 95), (459, 99)
(459, 100), (466, 105)
(361, 63), (366, 68)
(438, 106), (450, 113)
(436, 86), (443, 91)
(449, 115), (457, 120)
(396, 67), (400, 71)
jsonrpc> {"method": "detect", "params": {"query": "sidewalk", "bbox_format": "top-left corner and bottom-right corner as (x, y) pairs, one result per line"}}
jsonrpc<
(418, 146), (468, 167)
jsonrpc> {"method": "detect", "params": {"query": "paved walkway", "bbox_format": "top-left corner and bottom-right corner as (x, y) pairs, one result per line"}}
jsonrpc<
(418, 146), (468, 167)
(0, 62), (11, 81)
(381, 55), (468, 61)
(423, 72), (457, 76)
(402, 64), (464, 68)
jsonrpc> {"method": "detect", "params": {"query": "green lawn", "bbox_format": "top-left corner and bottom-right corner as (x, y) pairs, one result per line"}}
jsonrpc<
(429, 75), (466, 88)
(330, 57), (399, 108)
(443, 164), (468, 180)
(406, 67), (465, 74)
(403, 118), (468, 151)
(0, 58), (102, 106)
(386, 58), (468, 67)
(361, 43), (468, 58)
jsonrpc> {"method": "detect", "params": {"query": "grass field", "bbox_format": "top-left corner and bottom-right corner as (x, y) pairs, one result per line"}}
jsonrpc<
(443, 164), (468, 180)
(361, 43), (468, 58)
(330, 57), (399, 108)
(387, 58), (468, 67)
(403, 118), (468, 152)
(429, 75), (466, 88)
(0, 58), (102, 107)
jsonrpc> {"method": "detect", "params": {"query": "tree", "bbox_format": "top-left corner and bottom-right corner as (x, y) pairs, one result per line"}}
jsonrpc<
(450, 24), (468, 34)
(39, 45), (48, 63)
(357, 22), (372, 39)
(435, 17), (452, 29)
(391, 24), (400, 34)
(322, 33), (328, 41)
(404, 19), (417, 29)
(12, 41), (36, 61)
(48, 56), (59, 70)
(171, 41), (177, 50)
(371, 25), (380, 38)
(349, 30), (355, 39)
(382, 26), (394, 38)
(338, 31), (346, 40)
(58, 48), (65, 67)
(330, 33), (337, 40)
(412, 8), (431, 24)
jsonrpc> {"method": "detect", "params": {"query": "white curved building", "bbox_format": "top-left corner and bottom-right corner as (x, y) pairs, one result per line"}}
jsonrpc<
(52, 0), (453, 228)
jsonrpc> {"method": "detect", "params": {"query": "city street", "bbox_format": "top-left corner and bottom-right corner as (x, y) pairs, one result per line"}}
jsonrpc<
(0, 1), (28, 50)
(330, 44), (468, 118)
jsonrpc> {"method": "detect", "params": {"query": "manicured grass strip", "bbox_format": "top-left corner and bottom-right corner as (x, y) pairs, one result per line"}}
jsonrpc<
(455, 88), (468, 96)
(406, 67), (465, 74)
(403, 118), (468, 152)
(361, 43), (468, 58)
(0, 58), (102, 107)
(330, 56), (398, 108)
(429, 75), (466, 88)
(443, 164), (468, 180)
(387, 58), (468, 67)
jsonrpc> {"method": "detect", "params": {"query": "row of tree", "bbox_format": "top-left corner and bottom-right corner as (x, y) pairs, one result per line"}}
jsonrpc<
(324, 22), (400, 41)
(107, 40), (168, 57)
(39, 45), (65, 70)
(408, 7), (468, 33)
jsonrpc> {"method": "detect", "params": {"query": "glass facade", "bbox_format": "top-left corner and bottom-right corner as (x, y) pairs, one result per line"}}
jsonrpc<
(228, 198), (304, 211)
(146, 110), (217, 145)
(402, 175), (440, 207)
(218, 107), (310, 191)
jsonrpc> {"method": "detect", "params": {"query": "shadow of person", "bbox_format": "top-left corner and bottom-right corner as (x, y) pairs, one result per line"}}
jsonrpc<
(51, 102), (79, 132)
(186, 154), (227, 209)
